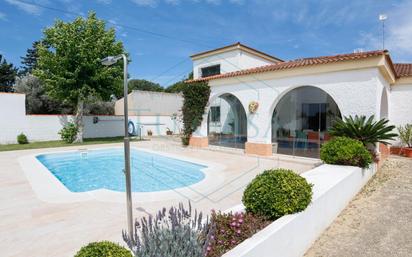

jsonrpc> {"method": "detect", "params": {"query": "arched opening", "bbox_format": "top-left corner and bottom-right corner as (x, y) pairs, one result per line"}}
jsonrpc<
(208, 93), (247, 149)
(271, 86), (341, 158)
(380, 88), (388, 119)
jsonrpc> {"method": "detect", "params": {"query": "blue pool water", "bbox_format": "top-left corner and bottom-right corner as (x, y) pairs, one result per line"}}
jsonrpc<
(36, 148), (206, 192)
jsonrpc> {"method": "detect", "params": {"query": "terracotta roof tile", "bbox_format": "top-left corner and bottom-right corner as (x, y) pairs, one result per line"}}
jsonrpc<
(188, 50), (388, 82)
(394, 63), (412, 77)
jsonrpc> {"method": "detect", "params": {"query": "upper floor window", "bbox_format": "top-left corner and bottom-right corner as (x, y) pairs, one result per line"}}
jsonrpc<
(201, 64), (221, 78)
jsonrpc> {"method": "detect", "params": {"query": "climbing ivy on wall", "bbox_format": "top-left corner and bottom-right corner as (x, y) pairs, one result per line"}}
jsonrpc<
(181, 81), (210, 145)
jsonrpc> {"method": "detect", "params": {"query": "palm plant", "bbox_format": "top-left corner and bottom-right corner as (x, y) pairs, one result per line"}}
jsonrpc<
(398, 124), (412, 148)
(329, 115), (397, 146)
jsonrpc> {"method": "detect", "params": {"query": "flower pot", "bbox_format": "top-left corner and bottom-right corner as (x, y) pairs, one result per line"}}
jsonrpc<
(390, 146), (402, 155)
(402, 147), (412, 158)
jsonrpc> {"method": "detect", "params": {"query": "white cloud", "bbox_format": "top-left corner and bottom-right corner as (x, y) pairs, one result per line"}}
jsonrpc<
(386, 15), (412, 56)
(5, 0), (44, 15)
(108, 19), (123, 31)
(268, 0), (371, 28)
(96, 0), (112, 4)
(131, 0), (158, 7)
(0, 12), (7, 21)
(229, 0), (244, 5)
(131, 0), (245, 7)
(165, 0), (180, 5)
(205, 0), (221, 5)
(358, 1), (412, 59)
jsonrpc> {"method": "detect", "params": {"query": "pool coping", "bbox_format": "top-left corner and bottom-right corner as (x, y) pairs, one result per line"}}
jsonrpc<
(18, 146), (226, 203)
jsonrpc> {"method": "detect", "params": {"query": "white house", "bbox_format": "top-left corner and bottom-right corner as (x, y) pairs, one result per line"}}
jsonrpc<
(188, 42), (412, 158)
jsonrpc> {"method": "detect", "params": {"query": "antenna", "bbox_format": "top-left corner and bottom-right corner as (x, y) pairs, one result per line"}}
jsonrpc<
(379, 14), (387, 50)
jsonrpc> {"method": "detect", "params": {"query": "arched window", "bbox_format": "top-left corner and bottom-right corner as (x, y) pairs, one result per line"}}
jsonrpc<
(380, 88), (388, 119)
(208, 94), (247, 149)
(272, 86), (341, 158)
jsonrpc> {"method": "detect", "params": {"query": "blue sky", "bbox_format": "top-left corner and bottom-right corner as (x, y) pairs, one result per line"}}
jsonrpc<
(1, 0), (412, 86)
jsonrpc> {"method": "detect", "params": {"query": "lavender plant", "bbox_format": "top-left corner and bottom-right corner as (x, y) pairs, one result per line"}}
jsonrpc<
(123, 202), (211, 257)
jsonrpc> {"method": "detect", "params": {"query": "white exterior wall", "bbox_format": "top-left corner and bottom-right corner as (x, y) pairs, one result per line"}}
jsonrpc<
(194, 68), (383, 144)
(115, 90), (183, 116)
(129, 115), (182, 136)
(0, 93), (182, 144)
(1, 114), (124, 144)
(193, 49), (275, 79)
(389, 83), (412, 127)
(239, 51), (276, 70)
(223, 164), (376, 257)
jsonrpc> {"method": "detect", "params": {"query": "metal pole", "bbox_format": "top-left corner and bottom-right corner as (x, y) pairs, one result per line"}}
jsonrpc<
(382, 20), (385, 50)
(122, 54), (134, 239)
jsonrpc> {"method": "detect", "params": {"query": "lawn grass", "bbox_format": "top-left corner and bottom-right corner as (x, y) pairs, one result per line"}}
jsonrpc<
(0, 137), (132, 152)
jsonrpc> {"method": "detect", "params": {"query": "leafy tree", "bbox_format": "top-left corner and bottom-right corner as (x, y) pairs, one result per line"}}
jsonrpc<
(165, 72), (193, 93)
(128, 79), (164, 93)
(0, 54), (18, 92)
(34, 12), (125, 142)
(165, 80), (185, 93)
(20, 41), (40, 75)
(84, 95), (115, 115)
(14, 74), (73, 114)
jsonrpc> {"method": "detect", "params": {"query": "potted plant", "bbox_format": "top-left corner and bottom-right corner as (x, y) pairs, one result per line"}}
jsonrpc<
(397, 124), (412, 157)
(166, 128), (173, 136)
(147, 129), (153, 136)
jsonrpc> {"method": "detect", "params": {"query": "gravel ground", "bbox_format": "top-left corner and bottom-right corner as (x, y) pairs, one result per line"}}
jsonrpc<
(305, 156), (412, 257)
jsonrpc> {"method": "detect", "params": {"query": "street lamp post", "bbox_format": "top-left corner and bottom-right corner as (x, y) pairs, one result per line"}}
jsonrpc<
(101, 54), (133, 239)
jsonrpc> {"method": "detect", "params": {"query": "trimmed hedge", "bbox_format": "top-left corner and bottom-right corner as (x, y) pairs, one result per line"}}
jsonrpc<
(242, 169), (313, 220)
(74, 241), (132, 257)
(320, 136), (372, 168)
(17, 133), (28, 144)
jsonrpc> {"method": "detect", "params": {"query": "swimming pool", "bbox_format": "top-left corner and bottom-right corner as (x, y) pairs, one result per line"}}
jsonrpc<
(36, 148), (206, 193)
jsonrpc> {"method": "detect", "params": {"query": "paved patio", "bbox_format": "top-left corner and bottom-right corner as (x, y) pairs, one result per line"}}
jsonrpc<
(0, 137), (317, 257)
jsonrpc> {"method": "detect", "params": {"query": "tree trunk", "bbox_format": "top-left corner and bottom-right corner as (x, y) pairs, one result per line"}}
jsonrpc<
(74, 99), (84, 143)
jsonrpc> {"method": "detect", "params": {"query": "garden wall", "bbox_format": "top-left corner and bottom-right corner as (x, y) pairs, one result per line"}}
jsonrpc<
(223, 164), (377, 257)
(0, 93), (181, 144)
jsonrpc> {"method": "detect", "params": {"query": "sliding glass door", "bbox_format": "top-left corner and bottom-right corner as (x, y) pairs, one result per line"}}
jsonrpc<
(272, 86), (341, 158)
(208, 94), (247, 149)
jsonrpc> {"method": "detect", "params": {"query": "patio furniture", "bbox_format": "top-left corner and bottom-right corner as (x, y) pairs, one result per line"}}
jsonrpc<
(307, 131), (320, 149)
(294, 130), (308, 151)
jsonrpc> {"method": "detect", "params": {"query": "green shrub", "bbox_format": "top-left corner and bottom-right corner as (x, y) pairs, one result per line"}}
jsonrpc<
(59, 122), (78, 143)
(74, 241), (132, 257)
(242, 169), (313, 220)
(320, 137), (372, 168)
(329, 115), (397, 146)
(17, 133), (28, 144)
